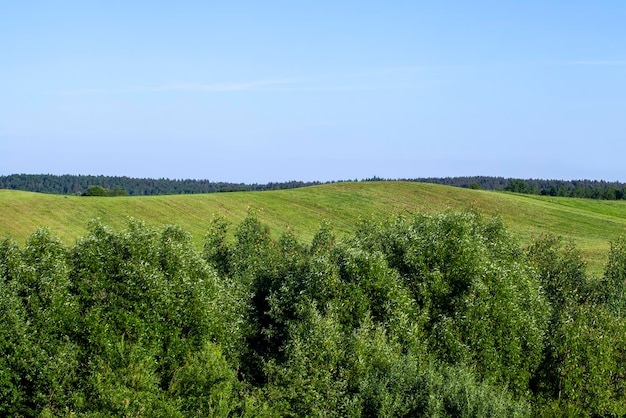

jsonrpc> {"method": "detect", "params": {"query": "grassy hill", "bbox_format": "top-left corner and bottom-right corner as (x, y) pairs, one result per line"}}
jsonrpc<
(2, 181), (626, 275)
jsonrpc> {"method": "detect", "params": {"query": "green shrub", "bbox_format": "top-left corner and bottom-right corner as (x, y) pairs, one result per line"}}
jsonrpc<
(169, 340), (241, 416)
(0, 230), (82, 415)
(353, 212), (548, 395)
(2, 211), (626, 415)
(600, 235), (626, 315)
(528, 234), (626, 416)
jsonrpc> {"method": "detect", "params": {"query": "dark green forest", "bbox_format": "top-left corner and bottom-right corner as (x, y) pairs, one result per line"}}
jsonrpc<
(3, 174), (626, 200)
(1, 211), (625, 416)
(0, 174), (322, 196)
(401, 176), (626, 200)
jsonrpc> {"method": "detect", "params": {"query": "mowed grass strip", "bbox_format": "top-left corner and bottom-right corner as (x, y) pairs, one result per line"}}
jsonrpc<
(2, 182), (626, 275)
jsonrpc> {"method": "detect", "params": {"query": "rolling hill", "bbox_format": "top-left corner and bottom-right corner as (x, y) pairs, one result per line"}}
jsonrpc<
(2, 181), (626, 275)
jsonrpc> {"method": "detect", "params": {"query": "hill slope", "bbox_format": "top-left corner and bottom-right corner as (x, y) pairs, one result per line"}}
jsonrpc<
(2, 181), (626, 275)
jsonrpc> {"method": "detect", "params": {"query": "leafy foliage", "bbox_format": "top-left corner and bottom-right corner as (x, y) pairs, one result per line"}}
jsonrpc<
(527, 234), (626, 415)
(0, 211), (625, 415)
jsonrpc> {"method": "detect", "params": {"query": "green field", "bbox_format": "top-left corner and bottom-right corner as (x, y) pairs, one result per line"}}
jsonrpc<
(2, 181), (626, 275)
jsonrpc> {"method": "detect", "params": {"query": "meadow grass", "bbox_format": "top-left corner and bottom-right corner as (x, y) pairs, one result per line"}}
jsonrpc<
(2, 182), (626, 276)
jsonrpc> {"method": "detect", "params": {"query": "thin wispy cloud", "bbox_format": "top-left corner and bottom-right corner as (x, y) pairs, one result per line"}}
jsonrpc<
(58, 88), (117, 96)
(58, 66), (429, 96)
(59, 78), (299, 95)
(260, 67), (428, 93)
(150, 79), (298, 92)
(569, 60), (626, 66)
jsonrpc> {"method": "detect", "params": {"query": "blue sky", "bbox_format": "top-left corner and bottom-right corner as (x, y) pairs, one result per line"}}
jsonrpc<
(1, 1), (625, 183)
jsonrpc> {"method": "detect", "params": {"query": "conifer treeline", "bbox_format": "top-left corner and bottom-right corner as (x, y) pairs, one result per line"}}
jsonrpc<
(2, 174), (626, 200)
(0, 174), (322, 196)
(415, 176), (626, 199)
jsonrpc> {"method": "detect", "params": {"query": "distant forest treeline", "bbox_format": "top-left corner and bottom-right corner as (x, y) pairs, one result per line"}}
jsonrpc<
(2, 174), (626, 200)
(0, 174), (323, 196)
(375, 175), (626, 200)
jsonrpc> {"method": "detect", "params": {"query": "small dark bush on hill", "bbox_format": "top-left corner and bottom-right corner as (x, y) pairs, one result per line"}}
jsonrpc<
(81, 185), (128, 196)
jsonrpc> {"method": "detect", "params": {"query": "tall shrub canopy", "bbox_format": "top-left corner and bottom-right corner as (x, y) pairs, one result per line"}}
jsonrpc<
(0, 211), (624, 416)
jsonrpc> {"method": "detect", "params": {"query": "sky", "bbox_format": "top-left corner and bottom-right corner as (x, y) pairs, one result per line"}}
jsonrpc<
(1, 1), (625, 183)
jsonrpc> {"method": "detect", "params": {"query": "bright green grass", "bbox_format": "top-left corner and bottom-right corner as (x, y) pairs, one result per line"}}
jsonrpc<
(2, 181), (626, 276)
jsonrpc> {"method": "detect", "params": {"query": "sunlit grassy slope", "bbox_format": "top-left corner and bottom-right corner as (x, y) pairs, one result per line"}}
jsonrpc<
(3, 181), (626, 275)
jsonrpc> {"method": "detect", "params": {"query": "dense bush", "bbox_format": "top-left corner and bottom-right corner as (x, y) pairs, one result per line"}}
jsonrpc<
(0, 211), (625, 416)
